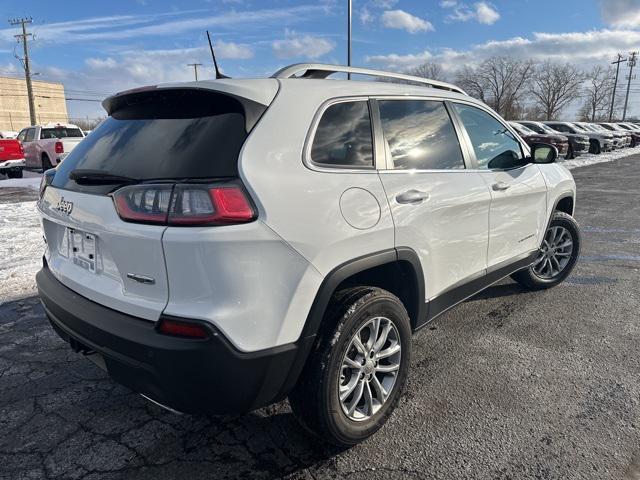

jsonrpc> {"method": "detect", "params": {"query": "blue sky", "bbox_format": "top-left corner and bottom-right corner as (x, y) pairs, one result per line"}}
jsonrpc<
(1, 0), (640, 118)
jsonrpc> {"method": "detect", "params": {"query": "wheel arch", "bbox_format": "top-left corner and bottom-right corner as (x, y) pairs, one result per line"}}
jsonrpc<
(300, 248), (426, 340)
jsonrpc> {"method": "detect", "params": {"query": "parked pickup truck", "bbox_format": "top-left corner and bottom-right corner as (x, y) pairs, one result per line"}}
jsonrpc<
(17, 123), (85, 171)
(0, 138), (25, 178)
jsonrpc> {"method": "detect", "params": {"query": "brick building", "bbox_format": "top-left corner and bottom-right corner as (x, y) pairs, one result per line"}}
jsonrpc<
(0, 76), (69, 131)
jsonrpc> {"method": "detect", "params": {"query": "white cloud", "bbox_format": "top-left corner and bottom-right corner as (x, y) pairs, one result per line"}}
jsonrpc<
(365, 50), (432, 69)
(366, 29), (640, 71)
(381, 10), (434, 33)
(443, 1), (500, 25)
(213, 40), (254, 59)
(475, 2), (500, 24)
(271, 33), (334, 59)
(0, 5), (329, 43)
(600, 0), (640, 27)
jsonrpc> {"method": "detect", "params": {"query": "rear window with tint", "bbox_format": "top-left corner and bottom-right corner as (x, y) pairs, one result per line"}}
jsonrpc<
(52, 90), (251, 193)
(310, 101), (374, 168)
(41, 128), (83, 139)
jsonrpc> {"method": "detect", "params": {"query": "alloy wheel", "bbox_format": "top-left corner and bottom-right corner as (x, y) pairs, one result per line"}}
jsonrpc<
(532, 226), (574, 279)
(338, 316), (401, 422)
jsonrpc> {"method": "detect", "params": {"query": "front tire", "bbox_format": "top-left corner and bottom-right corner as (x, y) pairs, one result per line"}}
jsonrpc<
(512, 211), (580, 290)
(589, 140), (601, 155)
(566, 144), (574, 160)
(289, 287), (412, 447)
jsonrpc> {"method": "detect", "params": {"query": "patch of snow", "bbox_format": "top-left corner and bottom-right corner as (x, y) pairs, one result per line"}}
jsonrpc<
(560, 146), (640, 170)
(0, 175), (41, 190)
(0, 201), (43, 303)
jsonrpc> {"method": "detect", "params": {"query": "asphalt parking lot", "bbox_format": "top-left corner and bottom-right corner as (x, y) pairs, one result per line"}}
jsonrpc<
(1, 156), (639, 480)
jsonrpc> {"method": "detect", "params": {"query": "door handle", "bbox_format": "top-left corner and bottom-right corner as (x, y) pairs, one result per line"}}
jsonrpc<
(396, 189), (430, 204)
(492, 181), (511, 191)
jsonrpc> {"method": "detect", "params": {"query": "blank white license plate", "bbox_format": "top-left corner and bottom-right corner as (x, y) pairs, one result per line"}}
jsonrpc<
(67, 228), (97, 273)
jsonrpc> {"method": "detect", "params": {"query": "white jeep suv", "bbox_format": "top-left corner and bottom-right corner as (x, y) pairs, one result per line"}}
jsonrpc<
(36, 64), (580, 446)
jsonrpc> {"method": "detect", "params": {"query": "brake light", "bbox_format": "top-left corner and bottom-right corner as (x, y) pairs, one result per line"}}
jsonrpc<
(112, 184), (173, 224)
(55, 141), (64, 154)
(111, 183), (256, 226)
(19, 142), (24, 155)
(158, 318), (209, 339)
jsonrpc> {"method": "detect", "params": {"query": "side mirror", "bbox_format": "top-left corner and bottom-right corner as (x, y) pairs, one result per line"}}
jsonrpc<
(531, 143), (558, 164)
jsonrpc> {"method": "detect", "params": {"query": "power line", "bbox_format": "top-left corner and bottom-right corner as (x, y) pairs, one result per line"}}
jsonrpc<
(9, 17), (36, 125)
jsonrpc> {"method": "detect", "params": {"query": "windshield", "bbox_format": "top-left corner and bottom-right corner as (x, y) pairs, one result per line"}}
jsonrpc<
(510, 123), (535, 135)
(41, 127), (84, 139)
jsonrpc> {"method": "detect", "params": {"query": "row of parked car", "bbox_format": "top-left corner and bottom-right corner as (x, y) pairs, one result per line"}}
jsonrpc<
(0, 123), (85, 178)
(509, 120), (640, 159)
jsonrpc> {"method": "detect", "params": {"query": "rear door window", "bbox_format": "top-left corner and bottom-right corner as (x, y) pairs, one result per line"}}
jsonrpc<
(25, 129), (36, 142)
(310, 101), (374, 168)
(378, 99), (465, 170)
(52, 90), (253, 194)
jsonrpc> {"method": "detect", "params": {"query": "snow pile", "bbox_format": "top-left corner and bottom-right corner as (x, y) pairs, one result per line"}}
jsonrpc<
(0, 175), (41, 190)
(560, 146), (640, 170)
(0, 201), (43, 303)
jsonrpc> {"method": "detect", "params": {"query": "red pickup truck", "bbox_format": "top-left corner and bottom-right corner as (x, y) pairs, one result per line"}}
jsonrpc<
(0, 138), (25, 178)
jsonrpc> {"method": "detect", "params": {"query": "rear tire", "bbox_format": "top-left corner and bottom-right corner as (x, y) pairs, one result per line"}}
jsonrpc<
(7, 169), (23, 178)
(512, 211), (580, 290)
(289, 287), (412, 447)
(41, 154), (52, 172)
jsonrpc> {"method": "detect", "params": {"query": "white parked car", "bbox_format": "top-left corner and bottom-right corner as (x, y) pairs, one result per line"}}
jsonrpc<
(17, 123), (85, 170)
(0, 130), (18, 139)
(36, 64), (580, 446)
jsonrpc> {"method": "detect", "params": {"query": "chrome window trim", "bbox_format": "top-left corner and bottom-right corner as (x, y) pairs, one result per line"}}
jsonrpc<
(303, 96), (379, 174)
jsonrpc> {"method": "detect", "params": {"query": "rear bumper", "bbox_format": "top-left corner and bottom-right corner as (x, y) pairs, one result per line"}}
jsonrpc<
(36, 262), (313, 414)
(0, 158), (25, 170)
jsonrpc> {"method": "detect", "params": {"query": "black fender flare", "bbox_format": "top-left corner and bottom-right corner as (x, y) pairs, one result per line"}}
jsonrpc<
(277, 247), (425, 399)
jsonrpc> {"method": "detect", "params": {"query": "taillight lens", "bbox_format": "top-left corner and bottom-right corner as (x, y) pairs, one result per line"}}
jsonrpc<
(157, 318), (209, 339)
(169, 184), (255, 225)
(19, 143), (24, 155)
(55, 141), (64, 154)
(112, 184), (173, 224)
(111, 182), (256, 226)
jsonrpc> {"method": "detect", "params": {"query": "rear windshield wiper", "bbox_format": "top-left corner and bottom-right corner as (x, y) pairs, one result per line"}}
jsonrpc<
(69, 169), (139, 185)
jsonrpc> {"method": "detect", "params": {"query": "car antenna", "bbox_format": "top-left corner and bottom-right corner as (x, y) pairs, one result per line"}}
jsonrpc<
(207, 30), (229, 79)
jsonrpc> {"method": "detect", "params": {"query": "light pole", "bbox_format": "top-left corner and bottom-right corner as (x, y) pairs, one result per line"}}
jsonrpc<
(347, 0), (352, 79)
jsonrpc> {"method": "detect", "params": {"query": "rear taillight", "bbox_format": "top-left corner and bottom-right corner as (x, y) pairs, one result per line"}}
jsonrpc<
(157, 318), (209, 339)
(111, 182), (256, 226)
(19, 143), (24, 155)
(112, 184), (173, 224)
(55, 141), (64, 154)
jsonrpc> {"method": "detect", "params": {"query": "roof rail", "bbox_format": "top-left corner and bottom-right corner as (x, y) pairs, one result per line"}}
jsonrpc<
(271, 63), (467, 95)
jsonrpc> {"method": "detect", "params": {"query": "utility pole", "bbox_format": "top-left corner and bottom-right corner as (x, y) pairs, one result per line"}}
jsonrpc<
(347, 0), (352, 80)
(609, 53), (626, 122)
(187, 63), (203, 81)
(9, 17), (37, 126)
(623, 51), (637, 121)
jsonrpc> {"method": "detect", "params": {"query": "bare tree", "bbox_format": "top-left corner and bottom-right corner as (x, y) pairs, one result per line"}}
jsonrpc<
(455, 57), (534, 119)
(407, 62), (446, 82)
(529, 61), (583, 120)
(578, 65), (615, 122)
